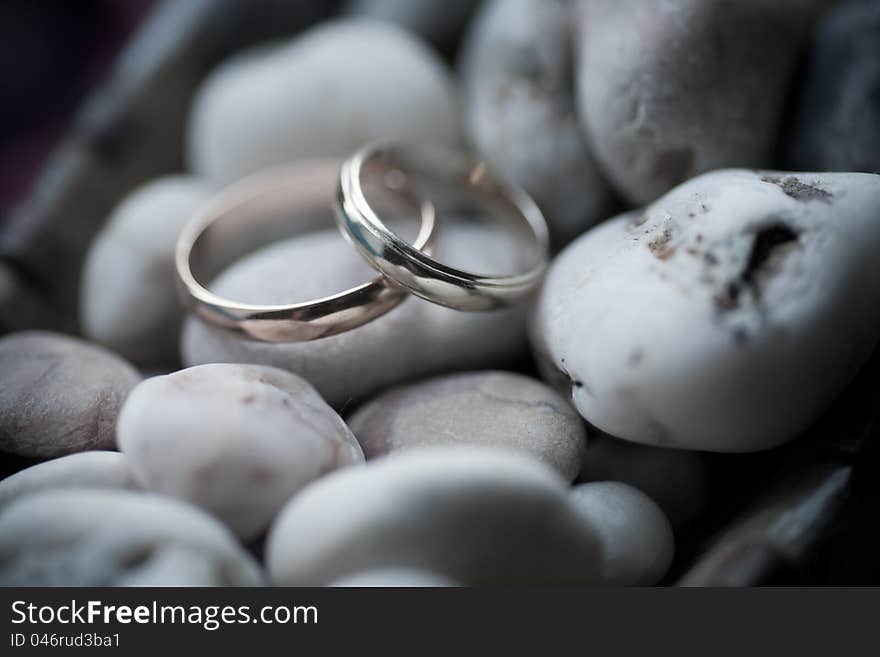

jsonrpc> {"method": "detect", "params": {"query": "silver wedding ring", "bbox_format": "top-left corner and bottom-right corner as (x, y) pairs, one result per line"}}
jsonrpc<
(336, 143), (550, 311)
(176, 143), (550, 341)
(175, 160), (435, 342)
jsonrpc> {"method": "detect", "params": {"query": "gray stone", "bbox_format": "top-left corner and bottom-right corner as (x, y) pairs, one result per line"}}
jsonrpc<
(532, 170), (880, 451)
(570, 481), (674, 586)
(80, 175), (214, 368)
(188, 18), (462, 184)
(344, 0), (479, 54)
(348, 370), (586, 481)
(0, 451), (139, 508)
(117, 364), (363, 541)
(579, 435), (711, 530)
(577, 0), (825, 204)
(0, 489), (263, 586)
(181, 222), (529, 407)
(785, 0), (880, 174)
(0, 331), (141, 458)
(266, 447), (603, 586)
(460, 0), (611, 242)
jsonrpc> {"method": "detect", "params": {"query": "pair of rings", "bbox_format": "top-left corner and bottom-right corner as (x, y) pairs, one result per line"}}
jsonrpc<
(175, 143), (550, 342)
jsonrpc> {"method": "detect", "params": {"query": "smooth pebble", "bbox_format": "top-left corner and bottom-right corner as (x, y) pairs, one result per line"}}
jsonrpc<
(266, 447), (603, 586)
(0, 451), (139, 508)
(570, 482), (674, 586)
(460, 0), (611, 241)
(117, 364), (363, 541)
(80, 175), (214, 368)
(0, 331), (141, 458)
(577, 0), (826, 204)
(348, 370), (586, 481)
(188, 18), (461, 183)
(0, 490), (263, 586)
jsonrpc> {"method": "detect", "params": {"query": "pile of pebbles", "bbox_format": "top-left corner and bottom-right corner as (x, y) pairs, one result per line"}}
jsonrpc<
(1, 0), (878, 586)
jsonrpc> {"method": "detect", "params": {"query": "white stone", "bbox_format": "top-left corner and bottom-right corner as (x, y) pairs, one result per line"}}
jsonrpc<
(80, 176), (214, 368)
(181, 222), (529, 407)
(347, 370), (586, 480)
(188, 18), (462, 183)
(0, 451), (139, 508)
(266, 447), (602, 586)
(117, 364), (363, 541)
(570, 482), (675, 586)
(532, 170), (880, 451)
(0, 489), (263, 586)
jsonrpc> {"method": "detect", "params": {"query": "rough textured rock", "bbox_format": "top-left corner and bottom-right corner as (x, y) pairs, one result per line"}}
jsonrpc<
(188, 18), (461, 183)
(785, 0), (880, 174)
(80, 175), (214, 368)
(117, 364), (363, 541)
(570, 482), (675, 585)
(0, 489), (263, 586)
(182, 222), (529, 407)
(461, 0), (611, 242)
(348, 370), (586, 480)
(0, 451), (139, 508)
(579, 434), (711, 530)
(266, 447), (603, 586)
(577, 0), (825, 204)
(532, 170), (880, 451)
(0, 331), (141, 458)
(329, 568), (459, 587)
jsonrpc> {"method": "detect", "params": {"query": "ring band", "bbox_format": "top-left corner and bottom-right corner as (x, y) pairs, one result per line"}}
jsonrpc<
(335, 143), (550, 311)
(175, 160), (436, 342)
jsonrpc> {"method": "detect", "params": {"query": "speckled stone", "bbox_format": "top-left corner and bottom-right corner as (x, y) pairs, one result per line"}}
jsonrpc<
(80, 176), (214, 368)
(0, 490), (263, 586)
(181, 222), (529, 407)
(266, 447), (603, 586)
(533, 170), (880, 451)
(0, 332), (141, 458)
(0, 451), (139, 508)
(117, 364), (363, 541)
(347, 370), (586, 481)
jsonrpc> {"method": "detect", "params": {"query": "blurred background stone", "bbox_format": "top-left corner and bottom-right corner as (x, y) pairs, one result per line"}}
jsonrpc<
(784, 0), (880, 174)
(80, 175), (214, 368)
(0, 489), (263, 586)
(460, 0), (613, 243)
(0, 331), (141, 458)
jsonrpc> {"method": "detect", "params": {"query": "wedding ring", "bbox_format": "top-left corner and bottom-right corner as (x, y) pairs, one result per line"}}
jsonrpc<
(336, 143), (550, 311)
(175, 160), (435, 342)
